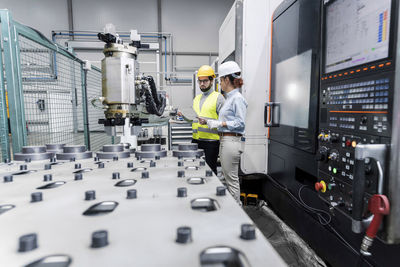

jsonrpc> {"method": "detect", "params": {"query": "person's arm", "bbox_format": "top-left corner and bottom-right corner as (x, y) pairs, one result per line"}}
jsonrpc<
(221, 97), (247, 131)
(216, 94), (226, 115)
(176, 109), (196, 123)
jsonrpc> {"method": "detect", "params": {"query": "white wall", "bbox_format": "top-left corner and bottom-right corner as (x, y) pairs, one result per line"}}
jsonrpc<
(0, 0), (69, 38)
(162, 0), (233, 53)
(73, 0), (158, 33)
(1, 0), (234, 108)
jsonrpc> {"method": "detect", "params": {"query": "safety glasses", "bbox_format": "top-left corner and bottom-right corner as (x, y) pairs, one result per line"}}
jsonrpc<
(197, 79), (211, 84)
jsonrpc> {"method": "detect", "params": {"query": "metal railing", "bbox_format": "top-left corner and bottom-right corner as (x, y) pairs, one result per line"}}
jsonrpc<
(0, 10), (114, 161)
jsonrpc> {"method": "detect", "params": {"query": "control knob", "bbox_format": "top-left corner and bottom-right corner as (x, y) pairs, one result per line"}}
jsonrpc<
(317, 147), (329, 162)
(361, 115), (368, 125)
(328, 151), (339, 161)
(315, 181), (327, 193)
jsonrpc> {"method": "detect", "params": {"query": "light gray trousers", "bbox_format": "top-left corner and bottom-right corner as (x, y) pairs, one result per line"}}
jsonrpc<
(219, 136), (243, 205)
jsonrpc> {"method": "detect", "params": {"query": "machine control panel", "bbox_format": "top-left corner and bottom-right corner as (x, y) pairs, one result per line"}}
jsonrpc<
(316, 127), (386, 217)
(321, 74), (392, 137)
(317, 72), (393, 219)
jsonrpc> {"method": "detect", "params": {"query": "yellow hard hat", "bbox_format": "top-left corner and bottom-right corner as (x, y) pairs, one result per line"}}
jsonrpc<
(197, 65), (216, 78)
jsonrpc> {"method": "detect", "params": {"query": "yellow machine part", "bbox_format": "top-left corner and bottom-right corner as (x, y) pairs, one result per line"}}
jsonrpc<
(247, 194), (259, 205)
(240, 193), (247, 206)
(5, 90), (9, 118)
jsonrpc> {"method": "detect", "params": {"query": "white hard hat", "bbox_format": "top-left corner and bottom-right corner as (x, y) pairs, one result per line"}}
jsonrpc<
(218, 61), (241, 78)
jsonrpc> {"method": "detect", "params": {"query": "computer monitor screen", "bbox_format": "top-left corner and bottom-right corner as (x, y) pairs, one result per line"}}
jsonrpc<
(325, 0), (392, 73)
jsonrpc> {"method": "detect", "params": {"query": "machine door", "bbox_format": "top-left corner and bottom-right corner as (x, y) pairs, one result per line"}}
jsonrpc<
(267, 0), (320, 153)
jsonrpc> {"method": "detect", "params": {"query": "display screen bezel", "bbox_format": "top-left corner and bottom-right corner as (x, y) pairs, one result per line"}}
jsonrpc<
(322, 0), (397, 75)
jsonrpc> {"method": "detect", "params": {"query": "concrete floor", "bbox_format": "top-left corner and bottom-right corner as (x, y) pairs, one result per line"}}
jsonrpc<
(244, 201), (327, 267)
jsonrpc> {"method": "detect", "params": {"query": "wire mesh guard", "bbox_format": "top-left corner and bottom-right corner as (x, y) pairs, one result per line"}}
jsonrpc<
(0, 26), (7, 162)
(84, 68), (115, 151)
(19, 35), (84, 146)
(17, 35), (114, 151)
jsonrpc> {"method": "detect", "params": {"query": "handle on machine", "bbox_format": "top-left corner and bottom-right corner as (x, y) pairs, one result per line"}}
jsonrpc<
(353, 159), (367, 226)
(264, 102), (280, 127)
(352, 144), (387, 234)
(360, 194), (390, 256)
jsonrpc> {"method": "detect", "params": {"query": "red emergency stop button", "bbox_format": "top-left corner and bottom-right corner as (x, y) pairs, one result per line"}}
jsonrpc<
(345, 140), (351, 147)
(315, 181), (327, 193)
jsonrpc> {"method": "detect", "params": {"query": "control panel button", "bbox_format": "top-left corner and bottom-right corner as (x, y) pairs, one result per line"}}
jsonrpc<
(328, 151), (339, 161)
(360, 115), (367, 124)
(351, 141), (357, 148)
(327, 183), (336, 190)
(315, 181), (327, 193)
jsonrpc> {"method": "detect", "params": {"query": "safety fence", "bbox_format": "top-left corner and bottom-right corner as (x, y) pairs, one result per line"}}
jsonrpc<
(0, 10), (114, 161)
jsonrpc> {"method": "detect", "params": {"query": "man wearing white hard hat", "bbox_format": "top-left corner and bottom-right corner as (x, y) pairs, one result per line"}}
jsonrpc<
(206, 61), (248, 205)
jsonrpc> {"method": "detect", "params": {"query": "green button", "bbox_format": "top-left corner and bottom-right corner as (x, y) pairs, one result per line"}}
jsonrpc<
(333, 168), (337, 174)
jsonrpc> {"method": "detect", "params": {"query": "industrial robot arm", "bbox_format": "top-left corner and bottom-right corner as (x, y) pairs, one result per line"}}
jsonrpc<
(97, 24), (166, 147)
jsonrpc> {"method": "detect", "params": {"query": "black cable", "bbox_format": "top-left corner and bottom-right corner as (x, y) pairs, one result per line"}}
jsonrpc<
(298, 185), (332, 225)
(264, 175), (361, 256)
(143, 76), (166, 116)
(146, 76), (161, 107)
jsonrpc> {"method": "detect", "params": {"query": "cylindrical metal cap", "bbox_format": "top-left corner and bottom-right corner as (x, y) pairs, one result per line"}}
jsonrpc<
(141, 171), (149, 179)
(46, 144), (65, 150)
(43, 174), (52, 182)
(177, 187), (187, 198)
(176, 226), (192, 244)
(22, 146), (46, 154)
(178, 143), (198, 151)
(205, 170), (213, 177)
(216, 186), (226, 196)
(4, 175), (13, 183)
(85, 190), (96, 201)
(240, 224), (256, 240)
(74, 173), (83, 180)
(63, 145), (86, 153)
(177, 170), (185, 178)
(141, 144), (161, 152)
(127, 189), (137, 199)
(31, 192), (43, 202)
(103, 144), (124, 152)
(18, 233), (38, 252)
(112, 172), (120, 179)
(20, 165), (27, 170)
(91, 230), (109, 248)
